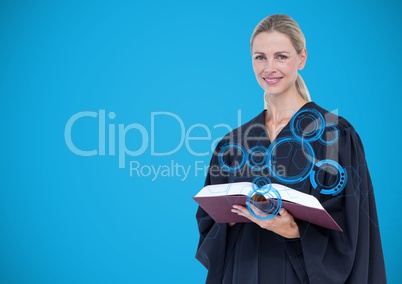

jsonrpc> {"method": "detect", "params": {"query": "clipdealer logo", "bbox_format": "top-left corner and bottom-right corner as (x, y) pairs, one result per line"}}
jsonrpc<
(64, 109), (243, 181)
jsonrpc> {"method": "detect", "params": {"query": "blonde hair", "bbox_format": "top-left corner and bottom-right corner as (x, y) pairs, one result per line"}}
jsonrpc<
(250, 14), (311, 108)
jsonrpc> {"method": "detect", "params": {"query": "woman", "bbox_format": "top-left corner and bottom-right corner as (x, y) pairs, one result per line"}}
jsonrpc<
(195, 14), (386, 283)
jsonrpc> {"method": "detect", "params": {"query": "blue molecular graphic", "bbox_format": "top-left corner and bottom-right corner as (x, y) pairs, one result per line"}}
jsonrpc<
(247, 176), (282, 220)
(319, 123), (340, 145)
(217, 109), (348, 196)
(310, 159), (347, 195)
(218, 144), (247, 172)
(290, 109), (325, 142)
(268, 137), (315, 184)
(247, 146), (269, 171)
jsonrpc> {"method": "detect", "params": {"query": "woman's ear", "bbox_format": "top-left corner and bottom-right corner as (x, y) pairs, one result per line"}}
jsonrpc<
(298, 48), (307, 70)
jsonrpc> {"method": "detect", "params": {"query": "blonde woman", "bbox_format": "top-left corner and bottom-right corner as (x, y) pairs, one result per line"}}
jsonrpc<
(195, 14), (386, 283)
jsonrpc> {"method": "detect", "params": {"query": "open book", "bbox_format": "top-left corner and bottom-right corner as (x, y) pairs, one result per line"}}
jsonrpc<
(193, 182), (342, 232)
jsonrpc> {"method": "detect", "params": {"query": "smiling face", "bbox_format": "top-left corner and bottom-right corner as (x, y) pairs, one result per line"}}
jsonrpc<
(252, 31), (307, 98)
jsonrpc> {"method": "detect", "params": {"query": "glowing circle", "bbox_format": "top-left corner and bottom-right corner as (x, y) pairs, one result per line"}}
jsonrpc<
(319, 124), (340, 145)
(268, 137), (315, 184)
(251, 176), (272, 191)
(247, 183), (282, 220)
(247, 146), (269, 170)
(290, 109), (325, 142)
(218, 144), (246, 172)
(309, 159), (347, 195)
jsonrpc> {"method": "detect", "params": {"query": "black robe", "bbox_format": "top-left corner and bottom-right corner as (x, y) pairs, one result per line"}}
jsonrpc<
(195, 102), (386, 284)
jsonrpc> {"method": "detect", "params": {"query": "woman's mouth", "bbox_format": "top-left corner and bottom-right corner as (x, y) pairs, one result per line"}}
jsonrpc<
(263, 77), (282, 85)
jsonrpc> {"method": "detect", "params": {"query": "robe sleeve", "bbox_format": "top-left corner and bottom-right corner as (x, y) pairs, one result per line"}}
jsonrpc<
(297, 123), (386, 283)
(195, 140), (243, 283)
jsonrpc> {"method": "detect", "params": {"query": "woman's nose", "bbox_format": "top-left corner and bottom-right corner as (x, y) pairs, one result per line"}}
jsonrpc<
(264, 58), (276, 73)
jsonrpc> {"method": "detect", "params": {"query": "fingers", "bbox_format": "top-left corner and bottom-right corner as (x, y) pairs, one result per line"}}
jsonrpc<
(232, 205), (257, 222)
(231, 205), (250, 218)
(249, 202), (268, 216)
(231, 204), (246, 212)
(233, 204), (290, 218)
(232, 204), (271, 226)
(279, 208), (287, 216)
(232, 205), (294, 224)
(232, 204), (269, 219)
(231, 205), (299, 238)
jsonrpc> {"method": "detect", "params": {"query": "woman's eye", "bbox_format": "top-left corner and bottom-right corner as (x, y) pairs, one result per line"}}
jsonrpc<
(255, 55), (265, 60)
(277, 55), (287, 60)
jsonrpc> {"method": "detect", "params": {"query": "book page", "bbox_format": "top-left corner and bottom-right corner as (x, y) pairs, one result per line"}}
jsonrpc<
(195, 182), (252, 197)
(271, 183), (322, 209)
(195, 182), (323, 210)
(194, 182), (339, 230)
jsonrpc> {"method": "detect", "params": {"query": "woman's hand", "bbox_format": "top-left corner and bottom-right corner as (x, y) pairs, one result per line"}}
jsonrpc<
(231, 203), (300, 239)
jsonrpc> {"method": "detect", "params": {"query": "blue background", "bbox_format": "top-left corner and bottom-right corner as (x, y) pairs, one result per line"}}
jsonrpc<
(1, 0), (401, 283)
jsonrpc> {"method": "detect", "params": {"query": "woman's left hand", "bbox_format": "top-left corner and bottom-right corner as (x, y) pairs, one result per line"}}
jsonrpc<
(231, 203), (300, 239)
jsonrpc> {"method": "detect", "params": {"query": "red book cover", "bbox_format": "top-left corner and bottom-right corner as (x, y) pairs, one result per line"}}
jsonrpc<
(193, 182), (342, 232)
